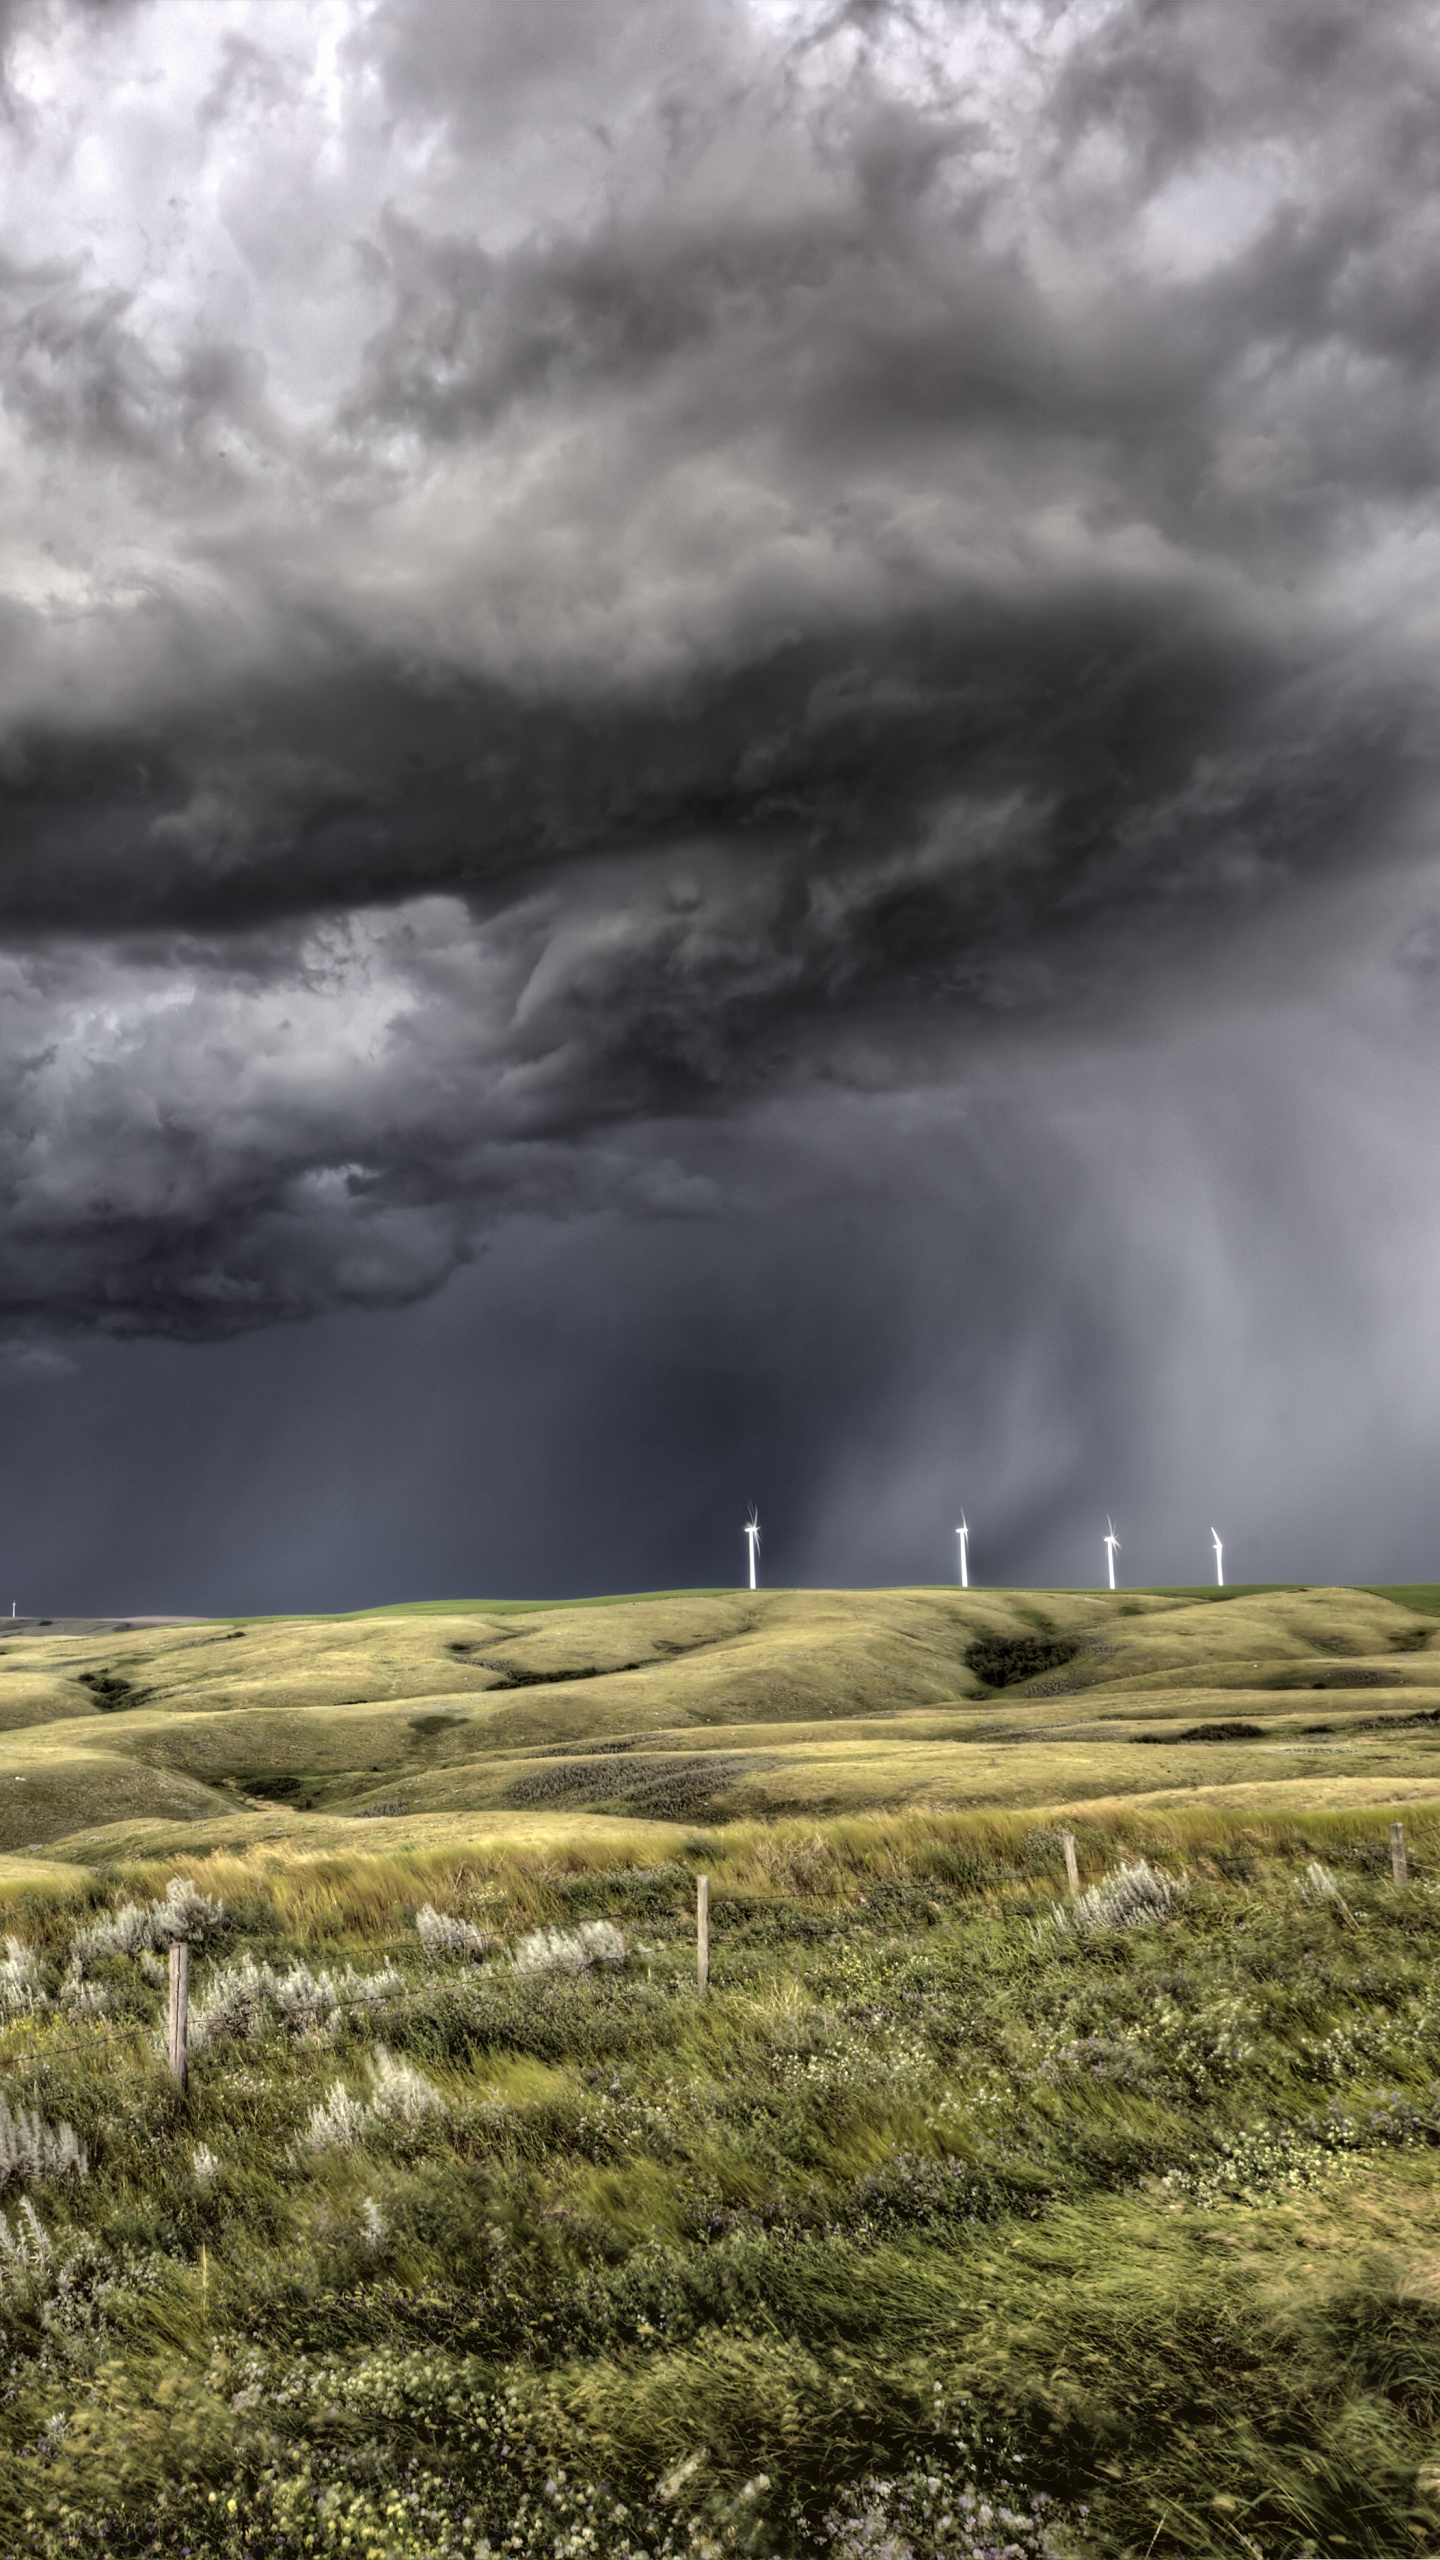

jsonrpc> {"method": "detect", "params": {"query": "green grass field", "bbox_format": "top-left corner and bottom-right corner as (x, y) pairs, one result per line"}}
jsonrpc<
(3, 1586), (1440, 2557)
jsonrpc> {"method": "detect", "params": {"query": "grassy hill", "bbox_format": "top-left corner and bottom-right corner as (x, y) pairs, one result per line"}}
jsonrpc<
(3, 1589), (1440, 2559)
(2, 1580), (1440, 1874)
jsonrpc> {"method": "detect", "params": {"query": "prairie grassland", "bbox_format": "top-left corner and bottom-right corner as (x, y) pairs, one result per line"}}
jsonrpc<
(1, 1806), (1440, 2557)
(0, 1589), (1439, 2557)
(1, 1581), (1439, 1866)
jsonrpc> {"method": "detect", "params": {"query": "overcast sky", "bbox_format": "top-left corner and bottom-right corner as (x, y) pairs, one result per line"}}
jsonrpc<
(1, 0), (1439, 1610)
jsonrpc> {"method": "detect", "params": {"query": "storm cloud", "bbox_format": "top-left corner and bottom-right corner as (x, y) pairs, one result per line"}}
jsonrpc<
(1, 0), (1439, 1594)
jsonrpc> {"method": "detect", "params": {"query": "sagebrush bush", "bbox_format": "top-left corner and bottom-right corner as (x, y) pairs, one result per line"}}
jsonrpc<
(512, 1919), (627, 1975)
(303, 2081), (371, 2151)
(71, 1876), (226, 1974)
(149, 1876), (227, 1945)
(188, 1953), (403, 2051)
(57, 1960), (110, 2018)
(70, 1902), (152, 1968)
(367, 2045), (445, 2123)
(0, 2194), (52, 2274)
(0, 1935), (46, 2015)
(0, 2097), (86, 2191)
(1297, 1859), (1353, 1913)
(302, 2050), (444, 2150)
(1067, 1857), (1184, 1933)
(415, 1903), (490, 1961)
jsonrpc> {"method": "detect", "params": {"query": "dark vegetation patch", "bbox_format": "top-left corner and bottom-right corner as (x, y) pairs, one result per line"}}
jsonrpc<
(447, 1642), (647, 1685)
(1337, 1835), (1429, 1879)
(408, 1712), (471, 1739)
(1301, 1707), (1440, 1739)
(964, 1633), (1082, 1690)
(535, 1735), (647, 1757)
(481, 1659), (634, 1685)
(923, 1842), (996, 1888)
(240, 1773), (323, 1808)
(502, 1751), (773, 1821)
(445, 1626), (737, 1686)
(76, 1668), (141, 1711)
(1138, 1720), (1269, 1743)
(1266, 1666), (1407, 1690)
(546, 1862), (690, 1919)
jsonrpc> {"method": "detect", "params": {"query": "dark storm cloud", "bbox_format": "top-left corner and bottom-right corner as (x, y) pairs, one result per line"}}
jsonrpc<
(0, 0), (1438, 1341)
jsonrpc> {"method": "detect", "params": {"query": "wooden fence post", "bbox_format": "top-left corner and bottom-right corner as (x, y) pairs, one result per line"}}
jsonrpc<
(167, 1939), (189, 2090)
(1062, 1831), (1080, 1897)
(1390, 1820), (1409, 1887)
(696, 1874), (710, 1995)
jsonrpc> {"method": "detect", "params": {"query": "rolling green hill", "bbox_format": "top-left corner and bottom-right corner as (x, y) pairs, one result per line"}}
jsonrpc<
(1, 1580), (1439, 1877)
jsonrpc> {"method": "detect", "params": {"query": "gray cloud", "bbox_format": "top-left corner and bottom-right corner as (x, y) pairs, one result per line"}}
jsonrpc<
(0, 0), (1437, 1586)
(0, 1336), (76, 1380)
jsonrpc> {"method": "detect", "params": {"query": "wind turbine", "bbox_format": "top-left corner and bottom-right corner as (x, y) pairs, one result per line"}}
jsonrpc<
(1103, 1519), (1120, 1591)
(956, 1516), (970, 1590)
(743, 1506), (761, 1592)
(1211, 1526), (1224, 1589)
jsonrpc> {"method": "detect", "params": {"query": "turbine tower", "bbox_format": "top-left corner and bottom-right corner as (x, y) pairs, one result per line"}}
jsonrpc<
(743, 1506), (761, 1592)
(1211, 1526), (1224, 1589)
(1103, 1519), (1120, 1591)
(956, 1516), (969, 1590)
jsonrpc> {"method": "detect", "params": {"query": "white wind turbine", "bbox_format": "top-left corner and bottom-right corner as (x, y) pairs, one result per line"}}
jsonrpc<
(1211, 1526), (1224, 1588)
(1103, 1519), (1121, 1591)
(956, 1516), (970, 1589)
(743, 1506), (761, 1592)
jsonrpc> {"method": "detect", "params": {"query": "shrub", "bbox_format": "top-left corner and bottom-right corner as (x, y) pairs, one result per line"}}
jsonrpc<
(366, 2046), (445, 2123)
(56, 1964), (110, 2019)
(187, 1952), (274, 2048)
(1068, 1858), (1185, 1933)
(71, 1875), (226, 1973)
(965, 1634), (1080, 1690)
(271, 1960), (353, 2031)
(1298, 1859), (1345, 1905)
(0, 1935), (46, 2015)
(148, 1876), (226, 1946)
(304, 2083), (371, 2151)
(302, 2052), (443, 2151)
(415, 1904), (490, 1961)
(0, 2099), (86, 2192)
(188, 1955), (404, 2052)
(0, 2195), (52, 2276)
(822, 2457), (1068, 2559)
(513, 1920), (627, 1976)
(70, 1902), (153, 1968)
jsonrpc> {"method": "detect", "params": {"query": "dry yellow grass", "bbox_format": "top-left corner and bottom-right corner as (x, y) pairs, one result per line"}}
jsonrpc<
(0, 1579), (1437, 1874)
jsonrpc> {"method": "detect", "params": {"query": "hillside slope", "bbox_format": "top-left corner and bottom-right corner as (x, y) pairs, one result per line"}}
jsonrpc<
(2, 1581), (1439, 1867)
